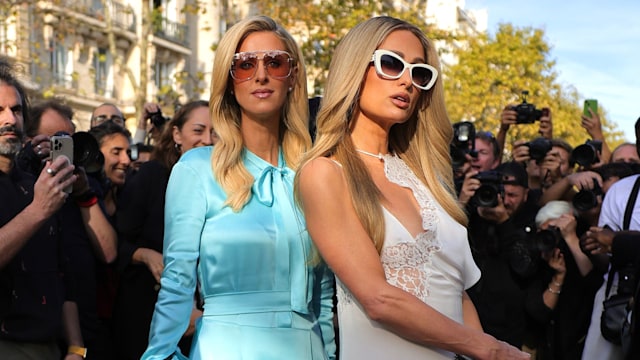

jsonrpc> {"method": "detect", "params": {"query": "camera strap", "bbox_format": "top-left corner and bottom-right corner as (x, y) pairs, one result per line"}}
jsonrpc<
(623, 176), (640, 231)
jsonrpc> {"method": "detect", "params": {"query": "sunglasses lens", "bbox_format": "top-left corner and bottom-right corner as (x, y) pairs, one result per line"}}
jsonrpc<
(232, 54), (258, 80)
(412, 66), (434, 88)
(231, 51), (292, 80)
(264, 53), (291, 78)
(379, 54), (405, 77)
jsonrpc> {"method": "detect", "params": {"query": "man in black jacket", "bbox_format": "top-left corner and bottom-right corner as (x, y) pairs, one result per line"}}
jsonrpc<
(467, 161), (541, 348)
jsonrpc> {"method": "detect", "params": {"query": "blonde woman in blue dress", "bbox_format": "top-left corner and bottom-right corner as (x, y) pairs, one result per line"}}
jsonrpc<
(142, 16), (335, 360)
(296, 16), (530, 359)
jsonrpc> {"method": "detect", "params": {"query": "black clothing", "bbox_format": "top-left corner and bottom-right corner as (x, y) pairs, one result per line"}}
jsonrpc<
(58, 174), (116, 360)
(524, 248), (604, 359)
(0, 166), (71, 342)
(611, 233), (640, 360)
(467, 199), (540, 348)
(113, 160), (174, 359)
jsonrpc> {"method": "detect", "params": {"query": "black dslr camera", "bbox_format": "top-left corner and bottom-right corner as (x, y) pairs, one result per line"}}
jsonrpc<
(524, 137), (552, 164)
(534, 226), (565, 254)
(450, 121), (478, 168)
(472, 170), (504, 207)
(510, 91), (544, 124)
(572, 139), (602, 167)
(572, 179), (604, 212)
(147, 109), (171, 129)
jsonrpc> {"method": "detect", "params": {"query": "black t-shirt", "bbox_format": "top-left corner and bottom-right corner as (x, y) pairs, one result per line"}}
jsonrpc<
(0, 166), (68, 342)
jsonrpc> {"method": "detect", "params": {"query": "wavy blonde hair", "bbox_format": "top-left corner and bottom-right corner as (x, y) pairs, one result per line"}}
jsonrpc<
(210, 16), (311, 211)
(295, 16), (466, 253)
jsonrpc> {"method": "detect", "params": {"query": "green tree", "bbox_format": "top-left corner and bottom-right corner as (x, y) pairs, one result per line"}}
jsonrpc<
(252, 0), (459, 95)
(443, 23), (624, 152)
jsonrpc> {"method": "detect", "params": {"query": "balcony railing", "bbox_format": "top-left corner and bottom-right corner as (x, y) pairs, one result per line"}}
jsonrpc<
(153, 16), (189, 46)
(61, 0), (136, 32)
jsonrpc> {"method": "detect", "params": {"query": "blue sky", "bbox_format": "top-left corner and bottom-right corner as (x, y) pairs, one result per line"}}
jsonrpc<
(466, 0), (640, 141)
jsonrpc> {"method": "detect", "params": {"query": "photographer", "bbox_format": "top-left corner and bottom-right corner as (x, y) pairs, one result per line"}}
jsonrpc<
(20, 99), (119, 359)
(497, 91), (552, 162)
(581, 105), (611, 165)
(467, 161), (541, 348)
(133, 102), (168, 145)
(457, 131), (500, 206)
(512, 137), (554, 202)
(526, 201), (602, 359)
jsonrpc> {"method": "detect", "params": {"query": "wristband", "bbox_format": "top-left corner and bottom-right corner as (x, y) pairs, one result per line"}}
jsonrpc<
(76, 195), (98, 208)
(68, 345), (87, 358)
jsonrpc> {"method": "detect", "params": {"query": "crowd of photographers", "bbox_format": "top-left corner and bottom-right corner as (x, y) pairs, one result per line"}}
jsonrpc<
(451, 92), (640, 359)
(1, 57), (215, 360)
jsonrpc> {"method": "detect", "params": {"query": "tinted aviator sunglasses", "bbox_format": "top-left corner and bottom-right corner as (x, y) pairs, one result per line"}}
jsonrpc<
(230, 50), (294, 82)
(93, 114), (124, 126)
(370, 49), (438, 90)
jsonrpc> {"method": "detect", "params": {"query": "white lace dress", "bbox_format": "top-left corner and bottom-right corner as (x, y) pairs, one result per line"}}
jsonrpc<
(336, 155), (481, 359)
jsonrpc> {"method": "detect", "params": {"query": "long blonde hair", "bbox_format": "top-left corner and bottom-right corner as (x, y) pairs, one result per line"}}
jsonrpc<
(210, 15), (311, 211)
(295, 16), (466, 253)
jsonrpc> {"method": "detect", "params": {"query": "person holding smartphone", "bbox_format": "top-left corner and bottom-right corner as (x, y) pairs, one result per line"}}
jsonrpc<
(580, 99), (611, 167)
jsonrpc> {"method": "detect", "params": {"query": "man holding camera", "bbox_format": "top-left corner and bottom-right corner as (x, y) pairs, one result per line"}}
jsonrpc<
(466, 161), (541, 348)
(22, 99), (119, 360)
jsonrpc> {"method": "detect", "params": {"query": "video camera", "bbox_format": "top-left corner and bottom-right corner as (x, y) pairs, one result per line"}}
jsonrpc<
(572, 139), (603, 167)
(450, 121), (478, 168)
(510, 91), (544, 124)
(472, 170), (504, 207)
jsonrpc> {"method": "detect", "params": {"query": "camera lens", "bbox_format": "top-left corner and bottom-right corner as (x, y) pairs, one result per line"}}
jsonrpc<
(534, 228), (561, 253)
(572, 143), (598, 166)
(572, 190), (599, 211)
(474, 184), (499, 207)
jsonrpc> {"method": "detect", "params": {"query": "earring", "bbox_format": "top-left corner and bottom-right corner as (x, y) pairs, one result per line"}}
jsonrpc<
(174, 143), (182, 154)
(288, 87), (292, 92)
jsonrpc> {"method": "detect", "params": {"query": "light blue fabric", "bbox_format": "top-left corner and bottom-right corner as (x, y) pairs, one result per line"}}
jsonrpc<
(141, 146), (335, 360)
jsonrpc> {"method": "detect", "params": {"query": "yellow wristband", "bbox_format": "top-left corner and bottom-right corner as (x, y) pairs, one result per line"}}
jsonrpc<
(68, 345), (87, 358)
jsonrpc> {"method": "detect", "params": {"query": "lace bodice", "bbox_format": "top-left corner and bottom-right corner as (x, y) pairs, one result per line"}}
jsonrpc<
(337, 154), (442, 304)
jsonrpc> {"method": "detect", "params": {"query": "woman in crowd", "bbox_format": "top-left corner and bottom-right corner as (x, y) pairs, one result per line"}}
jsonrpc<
(114, 100), (213, 359)
(142, 15), (335, 360)
(295, 16), (528, 359)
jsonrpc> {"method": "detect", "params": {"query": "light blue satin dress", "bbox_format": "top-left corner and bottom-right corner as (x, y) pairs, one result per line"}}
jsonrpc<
(141, 146), (336, 360)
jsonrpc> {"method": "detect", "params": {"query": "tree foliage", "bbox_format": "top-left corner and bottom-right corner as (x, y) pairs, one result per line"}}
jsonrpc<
(443, 23), (624, 151)
(252, 0), (459, 95)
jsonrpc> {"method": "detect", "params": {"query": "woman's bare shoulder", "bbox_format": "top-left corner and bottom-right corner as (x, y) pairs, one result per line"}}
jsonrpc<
(298, 157), (346, 196)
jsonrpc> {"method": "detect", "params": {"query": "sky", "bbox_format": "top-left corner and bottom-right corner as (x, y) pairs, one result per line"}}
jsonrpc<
(465, 0), (640, 142)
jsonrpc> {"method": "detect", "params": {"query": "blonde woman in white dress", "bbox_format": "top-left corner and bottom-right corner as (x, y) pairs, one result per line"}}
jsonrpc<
(295, 16), (530, 360)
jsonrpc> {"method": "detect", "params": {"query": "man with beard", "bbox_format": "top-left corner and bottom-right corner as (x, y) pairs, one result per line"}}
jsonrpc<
(0, 61), (86, 359)
(466, 161), (541, 349)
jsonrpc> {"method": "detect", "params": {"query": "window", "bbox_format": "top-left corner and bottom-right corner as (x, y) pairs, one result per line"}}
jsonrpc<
(50, 39), (73, 87)
(93, 48), (114, 97)
(154, 61), (175, 90)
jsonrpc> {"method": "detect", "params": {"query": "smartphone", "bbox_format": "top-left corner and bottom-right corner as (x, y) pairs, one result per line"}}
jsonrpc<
(583, 99), (598, 117)
(50, 135), (74, 193)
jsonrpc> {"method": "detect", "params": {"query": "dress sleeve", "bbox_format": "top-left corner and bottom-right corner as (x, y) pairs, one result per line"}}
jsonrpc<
(142, 161), (206, 360)
(312, 263), (336, 360)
